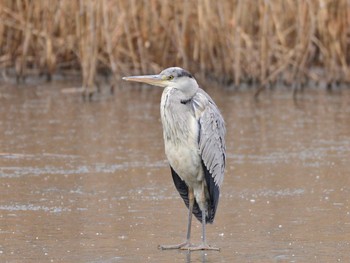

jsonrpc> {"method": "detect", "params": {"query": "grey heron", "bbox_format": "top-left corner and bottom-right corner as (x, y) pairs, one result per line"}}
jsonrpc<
(122, 67), (226, 251)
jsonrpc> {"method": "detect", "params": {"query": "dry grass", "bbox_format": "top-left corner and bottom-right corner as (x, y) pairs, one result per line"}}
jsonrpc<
(0, 0), (349, 93)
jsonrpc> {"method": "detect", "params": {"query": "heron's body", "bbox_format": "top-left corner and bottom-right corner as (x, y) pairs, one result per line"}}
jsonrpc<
(123, 67), (226, 250)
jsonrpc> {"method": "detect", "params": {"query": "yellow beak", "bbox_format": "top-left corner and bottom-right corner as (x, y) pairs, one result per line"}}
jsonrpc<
(122, 74), (168, 87)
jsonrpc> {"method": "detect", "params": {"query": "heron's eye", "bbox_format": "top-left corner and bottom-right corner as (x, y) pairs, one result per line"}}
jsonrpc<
(168, 75), (174, 80)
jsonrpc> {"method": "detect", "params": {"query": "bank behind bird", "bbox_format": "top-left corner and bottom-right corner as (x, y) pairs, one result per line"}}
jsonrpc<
(123, 67), (226, 251)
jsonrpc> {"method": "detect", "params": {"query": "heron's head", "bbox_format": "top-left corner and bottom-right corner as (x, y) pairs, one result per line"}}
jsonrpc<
(122, 67), (198, 96)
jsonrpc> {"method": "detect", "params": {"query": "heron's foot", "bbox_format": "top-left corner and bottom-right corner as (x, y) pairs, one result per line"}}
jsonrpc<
(158, 241), (192, 250)
(181, 243), (220, 251)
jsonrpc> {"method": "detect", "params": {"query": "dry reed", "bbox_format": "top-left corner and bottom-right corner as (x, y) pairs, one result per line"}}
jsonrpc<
(0, 0), (349, 93)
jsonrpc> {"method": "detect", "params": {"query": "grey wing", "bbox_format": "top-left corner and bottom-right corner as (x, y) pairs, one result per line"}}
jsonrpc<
(193, 89), (226, 222)
(196, 90), (226, 188)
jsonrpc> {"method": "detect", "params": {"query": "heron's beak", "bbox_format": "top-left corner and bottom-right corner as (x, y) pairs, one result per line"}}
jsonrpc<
(122, 74), (168, 87)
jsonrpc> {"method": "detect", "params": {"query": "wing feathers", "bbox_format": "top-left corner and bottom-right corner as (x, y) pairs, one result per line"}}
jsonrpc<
(196, 91), (226, 188)
(202, 161), (219, 223)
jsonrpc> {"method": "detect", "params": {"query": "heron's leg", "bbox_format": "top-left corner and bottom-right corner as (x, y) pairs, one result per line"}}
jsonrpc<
(159, 188), (194, 250)
(181, 207), (219, 251)
(185, 188), (194, 242)
(182, 184), (220, 251)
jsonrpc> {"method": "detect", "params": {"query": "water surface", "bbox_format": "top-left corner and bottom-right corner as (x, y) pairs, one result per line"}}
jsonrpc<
(1, 82), (350, 262)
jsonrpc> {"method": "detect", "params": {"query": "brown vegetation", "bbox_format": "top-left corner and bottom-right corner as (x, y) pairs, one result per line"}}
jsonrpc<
(0, 0), (349, 93)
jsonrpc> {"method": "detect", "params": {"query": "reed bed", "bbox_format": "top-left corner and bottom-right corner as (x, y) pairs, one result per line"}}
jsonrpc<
(0, 0), (349, 93)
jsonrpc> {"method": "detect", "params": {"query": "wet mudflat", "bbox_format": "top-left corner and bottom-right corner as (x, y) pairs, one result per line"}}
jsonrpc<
(0, 81), (350, 262)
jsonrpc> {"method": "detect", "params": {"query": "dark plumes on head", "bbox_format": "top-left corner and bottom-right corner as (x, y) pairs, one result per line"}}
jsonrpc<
(160, 67), (193, 79)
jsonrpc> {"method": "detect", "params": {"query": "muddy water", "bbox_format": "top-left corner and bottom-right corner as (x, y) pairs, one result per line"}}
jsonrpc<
(0, 81), (350, 263)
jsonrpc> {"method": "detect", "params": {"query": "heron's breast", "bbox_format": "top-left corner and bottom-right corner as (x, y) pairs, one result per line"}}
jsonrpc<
(160, 88), (203, 182)
(165, 141), (202, 183)
(162, 111), (202, 183)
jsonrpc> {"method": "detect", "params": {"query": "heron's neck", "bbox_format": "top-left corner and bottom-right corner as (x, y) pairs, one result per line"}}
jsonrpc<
(170, 78), (199, 102)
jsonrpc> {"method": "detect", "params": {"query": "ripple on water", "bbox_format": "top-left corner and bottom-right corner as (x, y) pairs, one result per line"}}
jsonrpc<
(225, 188), (305, 200)
(0, 204), (71, 213)
(0, 160), (167, 178)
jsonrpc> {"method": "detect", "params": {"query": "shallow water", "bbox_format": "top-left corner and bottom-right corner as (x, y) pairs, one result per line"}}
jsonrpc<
(0, 81), (350, 262)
